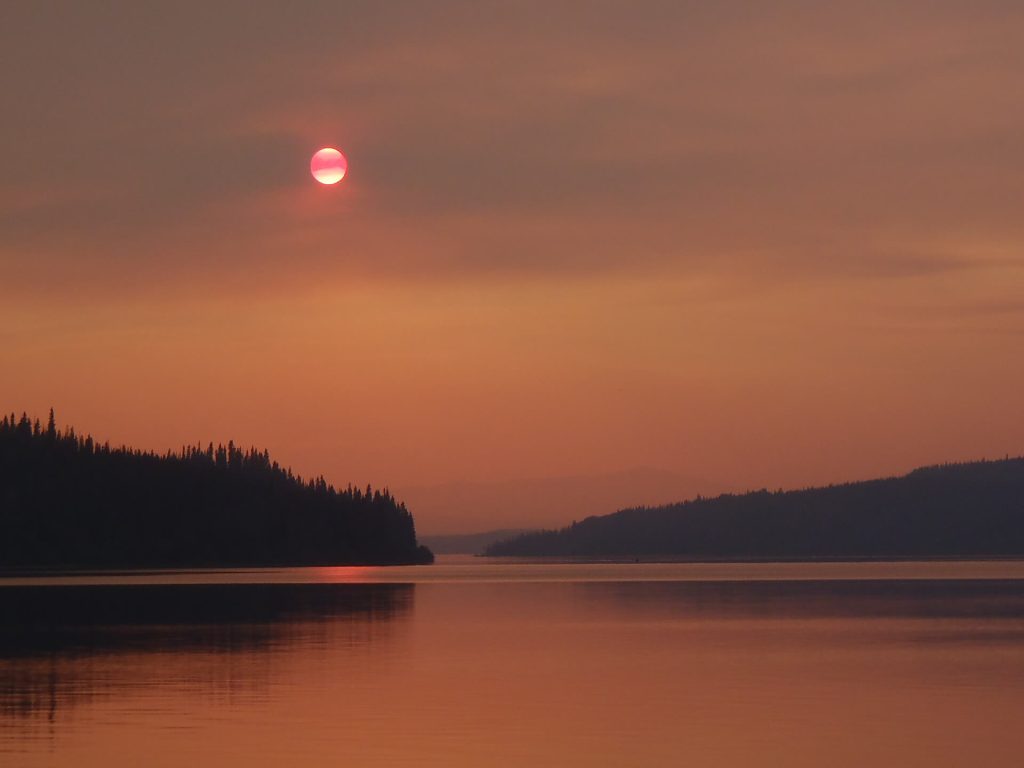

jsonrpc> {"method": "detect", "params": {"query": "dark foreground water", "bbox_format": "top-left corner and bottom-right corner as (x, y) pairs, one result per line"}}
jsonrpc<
(2, 558), (1024, 767)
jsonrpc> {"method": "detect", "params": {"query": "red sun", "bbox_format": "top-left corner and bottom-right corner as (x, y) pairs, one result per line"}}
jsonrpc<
(310, 147), (348, 185)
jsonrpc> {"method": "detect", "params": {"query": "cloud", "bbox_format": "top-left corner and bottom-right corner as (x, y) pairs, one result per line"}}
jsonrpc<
(2, 1), (1024, 299)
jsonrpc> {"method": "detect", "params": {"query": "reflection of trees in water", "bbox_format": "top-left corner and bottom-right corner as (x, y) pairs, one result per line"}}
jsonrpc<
(570, 579), (1024, 647)
(0, 583), (414, 722)
(573, 578), (1024, 621)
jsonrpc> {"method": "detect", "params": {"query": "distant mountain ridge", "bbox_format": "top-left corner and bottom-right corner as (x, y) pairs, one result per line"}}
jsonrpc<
(0, 411), (433, 568)
(420, 529), (536, 555)
(402, 467), (721, 535)
(485, 457), (1024, 559)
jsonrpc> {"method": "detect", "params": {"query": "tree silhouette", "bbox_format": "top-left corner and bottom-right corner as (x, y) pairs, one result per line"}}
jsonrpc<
(0, 411), (433, 568)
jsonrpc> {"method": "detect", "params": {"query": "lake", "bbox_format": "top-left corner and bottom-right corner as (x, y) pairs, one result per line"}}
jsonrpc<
(3, 557), (1024, 767)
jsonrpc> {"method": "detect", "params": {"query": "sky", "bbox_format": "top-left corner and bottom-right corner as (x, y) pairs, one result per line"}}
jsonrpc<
(2, 2), (1023, 533)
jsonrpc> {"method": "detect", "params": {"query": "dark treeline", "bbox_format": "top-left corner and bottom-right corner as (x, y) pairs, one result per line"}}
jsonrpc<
(0, 411), (433, 568)
(485, 457), (1024, 559)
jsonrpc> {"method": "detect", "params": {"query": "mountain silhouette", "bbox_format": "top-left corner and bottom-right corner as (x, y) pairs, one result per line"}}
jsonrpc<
(486, 457), (1024, 559)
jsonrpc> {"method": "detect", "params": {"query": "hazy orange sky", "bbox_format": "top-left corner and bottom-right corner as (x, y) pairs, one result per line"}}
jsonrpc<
(2, 2), (1023, 532)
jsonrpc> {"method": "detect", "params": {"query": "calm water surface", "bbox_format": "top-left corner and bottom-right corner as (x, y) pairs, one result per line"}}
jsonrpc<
(2, 557), (1024, 767)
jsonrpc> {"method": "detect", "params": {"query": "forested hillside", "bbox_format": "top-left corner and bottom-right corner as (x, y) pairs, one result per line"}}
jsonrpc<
(486, 458), (1024, 559)
(0, 411), (433, 568)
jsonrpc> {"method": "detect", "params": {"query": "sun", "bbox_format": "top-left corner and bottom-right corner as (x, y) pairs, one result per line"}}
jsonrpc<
(310, 147), (347, 185)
